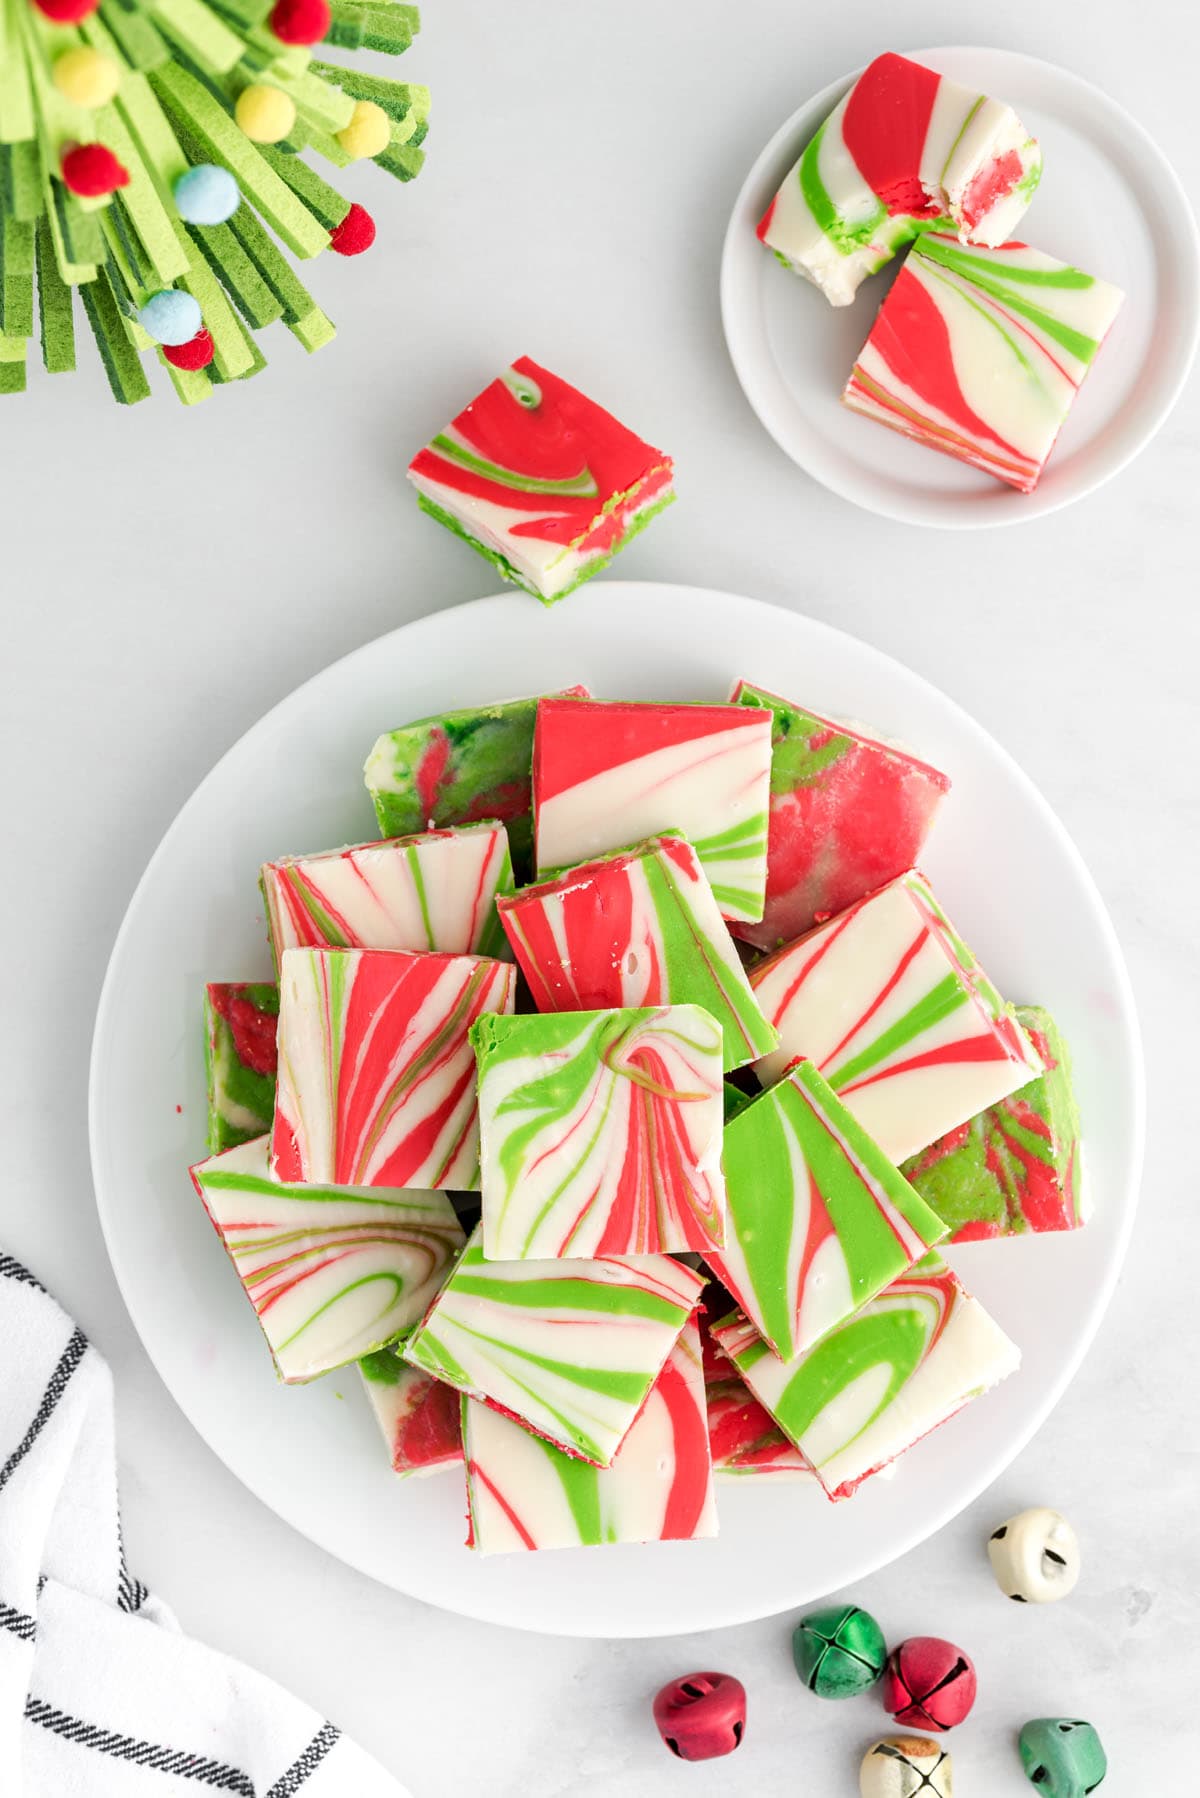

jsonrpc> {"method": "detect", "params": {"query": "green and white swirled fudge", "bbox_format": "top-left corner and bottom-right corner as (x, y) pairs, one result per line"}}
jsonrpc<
(403, 1227), (704, 1466)
(190, 1136), (464, 1382)
(472, 1004), (726, 1260)
(711, 1253), (1019, 1499)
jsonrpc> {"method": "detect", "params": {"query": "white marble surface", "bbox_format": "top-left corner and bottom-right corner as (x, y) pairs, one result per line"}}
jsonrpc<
(2, 2), (1197, 1791)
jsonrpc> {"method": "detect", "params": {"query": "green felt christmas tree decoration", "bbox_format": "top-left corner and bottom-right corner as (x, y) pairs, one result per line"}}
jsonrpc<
(0, 0), (427, 403)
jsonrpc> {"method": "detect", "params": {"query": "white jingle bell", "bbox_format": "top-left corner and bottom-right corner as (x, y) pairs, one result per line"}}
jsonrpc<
(988, 1506), (1081, 1604)
(860, 1736), (953, 1798)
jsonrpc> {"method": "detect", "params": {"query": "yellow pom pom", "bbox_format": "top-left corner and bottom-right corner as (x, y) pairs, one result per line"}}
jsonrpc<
(235, 84), (296, 145)
(52, 46), (120, 109)
(335, 100), (390, 161)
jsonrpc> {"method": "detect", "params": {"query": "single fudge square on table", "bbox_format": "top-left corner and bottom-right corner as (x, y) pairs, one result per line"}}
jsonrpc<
(702, 1058), (946, 1363)
(463, 1316), (717, 1554)
(711, 1252), (1020, 1500)
(402, 1226), (705, 1467)
(758, 51), (1042, 306)
(472, 1004), (726, 1260)
(204, 982), (278, 1153)
(189, 1137), (464, 1383)
(270, 946), (516, 1190)
(749, 870), (1043, 1165)
(497, 832), (777, 1072)
(362, 685), (589, 876)
(533, 696), (774, 925)
(842, 234), (1125, 492)
(902, 1004), (1085, 1241)
(700, 1311), (813, 1480)
(407, 357), (674, 604)
(359, 1350), (465, 1478)
(260, 822), (514, 966)
(730, 680), (949, 951)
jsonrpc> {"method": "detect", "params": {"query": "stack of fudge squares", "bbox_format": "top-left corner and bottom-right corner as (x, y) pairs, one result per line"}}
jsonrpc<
(759, 51), (1126, 492)
(193, 683), (1085, 1554)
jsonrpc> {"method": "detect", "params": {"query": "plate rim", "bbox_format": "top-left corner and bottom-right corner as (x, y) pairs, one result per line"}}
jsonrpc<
(88, 582), (1147, 1636)
(720, 43), (1200, 531)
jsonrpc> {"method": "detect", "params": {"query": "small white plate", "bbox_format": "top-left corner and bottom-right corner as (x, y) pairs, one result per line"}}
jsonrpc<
(90, 584), (1144, 1638)
(721, 46), (1200, 528)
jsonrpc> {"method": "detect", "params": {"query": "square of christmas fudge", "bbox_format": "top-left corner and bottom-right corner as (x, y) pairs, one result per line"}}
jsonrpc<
(190, 1136), (464, 1383)
(407, 357), (674, 604)
(758, 51), (1041, 305)
(472, 1004), (726, 1260)
(204, 981), (278, 1153)
(533, 696), (773, 924)
(359, 1350), (465, 1478)
(749, 870), (1043, 1164)
(703, 1058), (946, 1361)
(462, 1316), (717, 1553)
(901, 1004), (1085, 1240)
(270, 947), (516, 1189)
(402, 1227), (704, 1466)
(362, 686), (588, 875)
(261, 822), (513, 966)
(497, 832), (777, 1071)
(842, 234), (1124, 491)
(711, 1253), (1019, 1499)
(730, 680), (949, 950)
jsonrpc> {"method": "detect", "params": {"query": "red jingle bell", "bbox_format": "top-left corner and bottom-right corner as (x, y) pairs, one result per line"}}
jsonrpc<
(652, 1671), (746, 1762)
(881, 1637), (977, 1733)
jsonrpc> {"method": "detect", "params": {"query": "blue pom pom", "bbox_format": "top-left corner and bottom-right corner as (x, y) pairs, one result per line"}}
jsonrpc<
(173, 163), (240, 226)
(139, 289), (204, 347)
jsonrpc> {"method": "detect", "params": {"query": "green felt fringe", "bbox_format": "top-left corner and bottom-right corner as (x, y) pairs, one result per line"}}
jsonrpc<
(2, 0), (428, 403)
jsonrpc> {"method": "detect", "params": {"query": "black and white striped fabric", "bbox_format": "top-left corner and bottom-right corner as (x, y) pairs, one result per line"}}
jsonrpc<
(0, 1253), (410, 1797)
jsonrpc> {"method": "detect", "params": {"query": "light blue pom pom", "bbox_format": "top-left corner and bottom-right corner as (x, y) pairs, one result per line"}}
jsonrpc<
(173, 163), (240, 227)
(138, 289), (204, 347)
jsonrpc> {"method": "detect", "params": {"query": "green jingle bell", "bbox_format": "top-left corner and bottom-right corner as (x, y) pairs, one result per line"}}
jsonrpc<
(792, 1602), (887, 1699)
(1019, 1719), (1107, 1795)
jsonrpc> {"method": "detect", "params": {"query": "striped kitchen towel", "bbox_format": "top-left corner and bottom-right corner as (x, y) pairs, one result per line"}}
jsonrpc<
(0, 1252), (410, 1797)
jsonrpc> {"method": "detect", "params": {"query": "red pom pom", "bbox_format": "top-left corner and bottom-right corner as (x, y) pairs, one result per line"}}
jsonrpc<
(32, 0), (100, 21)
(163, 329), (215, 372)
(61, 143), (130, 198)
(269, 0), (330, 43)
(329, 202), (376, 257)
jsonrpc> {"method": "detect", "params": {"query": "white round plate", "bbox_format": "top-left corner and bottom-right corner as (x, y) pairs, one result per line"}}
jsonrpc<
(90, 584), (1144, 1637)
(721, 46), (1200, 528)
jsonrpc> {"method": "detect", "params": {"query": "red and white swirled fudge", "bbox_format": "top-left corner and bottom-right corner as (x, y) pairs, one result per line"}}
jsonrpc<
(407, 358), (674, 604)
(261, 822), (513, 966)
(533, 697), (774, 925)
(759, 52), (1042, 305)
(730, 681), (949, 950)
(842, 234), (1125, 491)
(270, 947), (516, 1189)
(749, 871), (1042, 1164)
(498, 833), (777, 1071)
